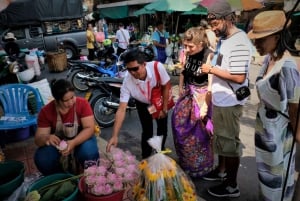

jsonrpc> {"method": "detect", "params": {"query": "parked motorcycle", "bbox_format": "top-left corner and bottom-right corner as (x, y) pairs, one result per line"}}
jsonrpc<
(0, 53), (31, 85)
(94, 39), (115, 64)
(83, 76), (136, 128)
(66, 54), (126, 92)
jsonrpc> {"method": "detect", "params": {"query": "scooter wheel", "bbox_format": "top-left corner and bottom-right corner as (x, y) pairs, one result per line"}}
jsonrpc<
(90, 93), (116, 128)
(71, 69), (89, 92)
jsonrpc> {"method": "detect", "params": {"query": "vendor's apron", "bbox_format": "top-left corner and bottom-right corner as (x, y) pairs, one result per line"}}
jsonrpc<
(55, 105), (79, 173)
(157, 32), (167, 63)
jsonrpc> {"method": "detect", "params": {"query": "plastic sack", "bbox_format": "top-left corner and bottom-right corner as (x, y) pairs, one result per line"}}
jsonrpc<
(165, 57), (175, 72)
(165, 44), (172, 57)
(133, 136), (197, 201)
(3, 173), (41, 201)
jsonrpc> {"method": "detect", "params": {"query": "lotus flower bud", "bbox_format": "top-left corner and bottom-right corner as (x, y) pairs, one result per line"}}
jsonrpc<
(56, 140), (68, 151)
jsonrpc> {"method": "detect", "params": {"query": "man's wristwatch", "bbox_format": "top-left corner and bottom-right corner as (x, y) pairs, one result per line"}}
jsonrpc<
(163, 109), (168, 114)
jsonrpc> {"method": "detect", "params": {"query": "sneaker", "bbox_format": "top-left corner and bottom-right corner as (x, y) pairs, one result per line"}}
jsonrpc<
(202, 169), (227, 181)
(208, 183), (240, 198)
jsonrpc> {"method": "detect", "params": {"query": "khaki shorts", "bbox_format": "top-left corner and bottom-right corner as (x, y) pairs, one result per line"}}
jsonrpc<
(212, 105), (243, 157)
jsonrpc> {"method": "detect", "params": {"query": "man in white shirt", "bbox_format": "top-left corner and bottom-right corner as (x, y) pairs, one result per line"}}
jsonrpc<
(106, 48), (172, 158)
(115, 23), (130, 56)
(200, 1), (252, 198)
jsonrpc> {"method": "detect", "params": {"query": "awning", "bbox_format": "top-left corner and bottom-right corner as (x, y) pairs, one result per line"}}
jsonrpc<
(181, 6), (207, 15)
(133, 7), (155, 16)
(99, 5), (128, 19)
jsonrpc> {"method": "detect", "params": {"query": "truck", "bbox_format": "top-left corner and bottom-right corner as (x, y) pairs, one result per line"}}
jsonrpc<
(1, 21), (86, 59)
(0, 0), (87, 59)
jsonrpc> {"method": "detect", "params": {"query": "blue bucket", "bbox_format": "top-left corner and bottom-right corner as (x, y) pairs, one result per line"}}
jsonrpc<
(4, 127), (31, 143)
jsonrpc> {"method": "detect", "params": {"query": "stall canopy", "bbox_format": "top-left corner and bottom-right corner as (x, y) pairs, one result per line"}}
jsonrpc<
(99, 6), (129, 19)
(134, 7), (156, 16)
(144, 0), (197, 12)
(198, 0), (263, 11)
(181, 5), (207, 15)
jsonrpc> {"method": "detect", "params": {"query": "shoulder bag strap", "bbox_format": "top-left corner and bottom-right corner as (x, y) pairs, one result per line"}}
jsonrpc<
(153, 61), (160, 87)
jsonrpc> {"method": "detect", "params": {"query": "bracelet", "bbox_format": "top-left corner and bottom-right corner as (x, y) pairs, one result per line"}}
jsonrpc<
(208, 66), (214, 74)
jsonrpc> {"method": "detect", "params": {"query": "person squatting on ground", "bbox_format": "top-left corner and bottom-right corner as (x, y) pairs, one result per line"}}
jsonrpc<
(3, 32), (20, 57)
(34, 79), (99, 175)
(171, 26), (214, 178)
(106, 48), (172, 159)
(247, 10), (300, 201)
(152, 21), (168, 64)
(86, 23), (96, 61)
(116, 23), (130, 56)
(200, 1), (253, 198)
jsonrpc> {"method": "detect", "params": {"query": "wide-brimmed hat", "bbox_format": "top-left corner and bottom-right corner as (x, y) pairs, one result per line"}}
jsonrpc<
(248, 10), (290, 39)
(4, 32), (16, 40)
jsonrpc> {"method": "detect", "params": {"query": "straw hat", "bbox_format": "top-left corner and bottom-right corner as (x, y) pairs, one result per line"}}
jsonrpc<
(248, 10), (290, 39)
(4, 32), (16, 40)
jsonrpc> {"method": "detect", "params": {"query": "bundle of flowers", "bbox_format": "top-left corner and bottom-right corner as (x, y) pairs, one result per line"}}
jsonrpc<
(83, 147), (140, 196)
(132, 136), (197, 201)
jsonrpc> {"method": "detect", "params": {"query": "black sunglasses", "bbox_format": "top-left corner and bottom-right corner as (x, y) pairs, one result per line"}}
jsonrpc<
(207, 13), (217, 21)
(126, 65), (140, 72)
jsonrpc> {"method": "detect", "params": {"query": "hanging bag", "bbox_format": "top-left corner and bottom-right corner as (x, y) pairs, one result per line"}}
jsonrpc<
(150, 61), (174, 119)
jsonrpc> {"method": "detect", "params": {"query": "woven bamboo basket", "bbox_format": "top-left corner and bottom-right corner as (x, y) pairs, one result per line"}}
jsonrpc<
(46, 50), (67, 72)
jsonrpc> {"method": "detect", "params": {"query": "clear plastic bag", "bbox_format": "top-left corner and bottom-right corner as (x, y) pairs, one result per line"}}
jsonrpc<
(4, 173), (42, 201)
(133, 136), (197, 201)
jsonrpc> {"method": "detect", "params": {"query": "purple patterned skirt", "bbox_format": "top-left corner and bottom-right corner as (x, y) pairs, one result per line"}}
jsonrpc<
(171, 85), (214, 178)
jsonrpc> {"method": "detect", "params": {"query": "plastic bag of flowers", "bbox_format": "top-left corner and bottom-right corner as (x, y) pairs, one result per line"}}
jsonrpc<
(133, 136), (197, 201)
(82, 147), (140, 196)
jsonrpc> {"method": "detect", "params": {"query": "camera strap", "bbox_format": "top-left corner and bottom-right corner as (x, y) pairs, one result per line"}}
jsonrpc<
(226, 78), (249, 93)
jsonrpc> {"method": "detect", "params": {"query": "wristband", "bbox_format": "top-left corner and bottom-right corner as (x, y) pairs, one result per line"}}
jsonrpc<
(208, 66), (214, 74)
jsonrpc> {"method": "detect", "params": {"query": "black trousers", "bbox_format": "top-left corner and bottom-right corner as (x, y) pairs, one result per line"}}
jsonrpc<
(135, 100), (168, 158)
(117, 47), (126, 56)
(88, 48), (95, 60)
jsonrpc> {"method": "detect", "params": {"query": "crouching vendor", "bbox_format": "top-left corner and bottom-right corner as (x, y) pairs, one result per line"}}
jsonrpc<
(34, 79), (99, 175)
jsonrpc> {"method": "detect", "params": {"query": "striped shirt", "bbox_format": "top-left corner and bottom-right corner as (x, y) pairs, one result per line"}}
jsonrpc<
(212, 30), (252, 106)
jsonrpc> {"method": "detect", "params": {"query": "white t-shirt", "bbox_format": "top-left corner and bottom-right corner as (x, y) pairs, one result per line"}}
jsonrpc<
(212, 30), (252, 107)
(116, 28), (130, 50)
(120, 61), (170, 104)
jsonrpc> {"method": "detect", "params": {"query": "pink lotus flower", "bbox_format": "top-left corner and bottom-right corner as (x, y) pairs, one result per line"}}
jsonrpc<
(85, 165), (97, 176)
(83, 147), (140, 196)
(56, 140), (68, 151)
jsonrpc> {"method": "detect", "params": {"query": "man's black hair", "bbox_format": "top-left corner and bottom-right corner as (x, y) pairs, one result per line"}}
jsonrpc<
(156, 20), (163, 27)
(123, 48), (146, 65)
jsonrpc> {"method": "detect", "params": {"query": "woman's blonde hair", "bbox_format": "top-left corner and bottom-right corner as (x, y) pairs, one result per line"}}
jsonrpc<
(183, 27), (209, 48)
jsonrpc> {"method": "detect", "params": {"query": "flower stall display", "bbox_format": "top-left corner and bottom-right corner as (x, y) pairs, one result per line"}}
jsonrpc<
(80, 147), (140, 199)
(133, 136), (197, 201)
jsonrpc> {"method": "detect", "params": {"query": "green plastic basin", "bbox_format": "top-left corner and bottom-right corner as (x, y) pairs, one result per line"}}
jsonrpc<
(0, 160), (25, 199)
(27, 173), (78, 201)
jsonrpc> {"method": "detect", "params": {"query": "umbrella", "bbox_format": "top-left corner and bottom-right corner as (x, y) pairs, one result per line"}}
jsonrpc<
(144, 0), (197, 12)
(134, 8), (155, 16)
(181, 5), (208, 15)
(228, 0), (263, 11)
(198, 0), (263, 11)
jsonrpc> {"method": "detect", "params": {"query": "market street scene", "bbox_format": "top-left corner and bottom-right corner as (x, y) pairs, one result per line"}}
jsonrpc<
(0, 0), (300, 201)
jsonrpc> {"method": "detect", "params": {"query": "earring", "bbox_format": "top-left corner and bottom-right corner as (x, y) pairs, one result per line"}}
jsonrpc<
(273, 51), (278, 58)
